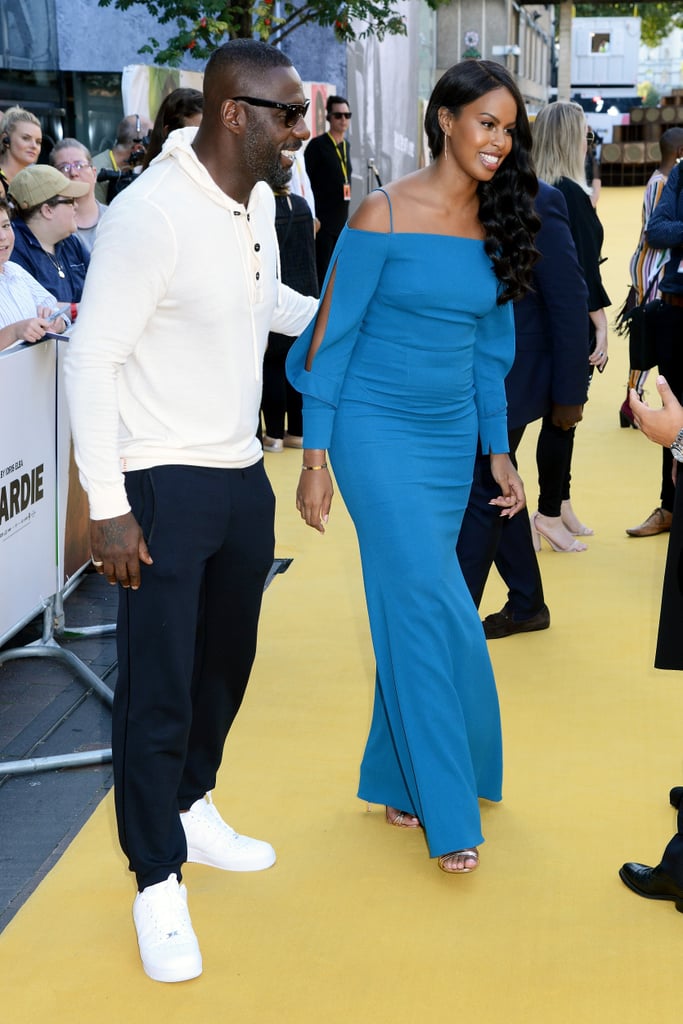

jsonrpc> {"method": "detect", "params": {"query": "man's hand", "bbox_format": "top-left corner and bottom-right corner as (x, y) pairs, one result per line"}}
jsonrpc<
(629, 376), (683, 447)
(90, 512), (153, 589)
(551, 403), (583, 431)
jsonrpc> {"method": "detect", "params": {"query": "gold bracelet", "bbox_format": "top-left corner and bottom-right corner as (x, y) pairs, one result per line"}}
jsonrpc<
(302, 463), (328, 470)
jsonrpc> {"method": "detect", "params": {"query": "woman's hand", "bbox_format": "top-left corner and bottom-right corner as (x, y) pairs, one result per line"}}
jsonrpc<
(489, 452), (526, 519)
(630, 375), (683, 447)
(296, 450), (334, 533)
(588, 308), (609, 371)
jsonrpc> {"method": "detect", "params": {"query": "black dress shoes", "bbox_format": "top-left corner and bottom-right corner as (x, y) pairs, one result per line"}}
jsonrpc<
(619, 862), (683, 912)
(482, 602), (550, 640)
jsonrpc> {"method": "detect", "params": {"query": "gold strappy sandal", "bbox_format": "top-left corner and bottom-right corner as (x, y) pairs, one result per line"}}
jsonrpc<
(438, 848), (479, 873)
(385, 806), (422, 829)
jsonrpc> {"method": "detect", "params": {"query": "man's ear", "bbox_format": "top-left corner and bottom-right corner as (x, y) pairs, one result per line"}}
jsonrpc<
(220, 100), (242, 134)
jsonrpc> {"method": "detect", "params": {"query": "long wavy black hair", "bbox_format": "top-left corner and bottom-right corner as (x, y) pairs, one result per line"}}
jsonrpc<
(425, 59), (539, 304)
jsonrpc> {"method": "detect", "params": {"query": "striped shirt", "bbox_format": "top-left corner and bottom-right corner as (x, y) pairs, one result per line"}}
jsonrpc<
(629, 170), (670, 304)
(0, 260), (57, 329)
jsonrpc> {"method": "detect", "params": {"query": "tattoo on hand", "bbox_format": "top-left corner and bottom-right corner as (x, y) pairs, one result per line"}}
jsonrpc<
(101, 520), (129, 549)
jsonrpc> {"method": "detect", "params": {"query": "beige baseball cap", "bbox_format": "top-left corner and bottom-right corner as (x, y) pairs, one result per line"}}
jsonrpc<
(9, 165), (89, 210)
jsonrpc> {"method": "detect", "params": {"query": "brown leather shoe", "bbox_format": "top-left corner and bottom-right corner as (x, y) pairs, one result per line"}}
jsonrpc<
(625, 508), (673, 537)
(483, 603), (550, 640)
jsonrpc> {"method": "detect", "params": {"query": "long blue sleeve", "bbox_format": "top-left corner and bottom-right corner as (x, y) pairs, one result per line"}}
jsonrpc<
(472, 299), (514, 454)
(287, 225), (513, 454)
(286, 227), (389, 449)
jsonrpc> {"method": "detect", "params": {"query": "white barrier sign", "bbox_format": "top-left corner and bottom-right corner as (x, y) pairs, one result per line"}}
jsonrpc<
(0, 340), (58, 639)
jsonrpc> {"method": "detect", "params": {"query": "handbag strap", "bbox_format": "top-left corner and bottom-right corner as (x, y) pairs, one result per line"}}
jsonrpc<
(642, 274), (660, 304)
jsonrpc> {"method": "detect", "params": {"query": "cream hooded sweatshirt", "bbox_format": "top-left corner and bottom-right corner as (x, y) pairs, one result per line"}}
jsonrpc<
(65, 127), (318, 521)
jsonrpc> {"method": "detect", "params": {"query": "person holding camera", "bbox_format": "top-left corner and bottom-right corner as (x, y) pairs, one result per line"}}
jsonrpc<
(92, 113), (153, 204)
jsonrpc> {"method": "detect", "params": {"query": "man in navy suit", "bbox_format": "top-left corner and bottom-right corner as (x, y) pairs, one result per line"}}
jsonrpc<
(457, 181), (590, 638)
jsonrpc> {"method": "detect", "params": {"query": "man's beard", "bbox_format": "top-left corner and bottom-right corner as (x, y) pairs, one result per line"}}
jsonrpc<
(243, 126), (293, 191)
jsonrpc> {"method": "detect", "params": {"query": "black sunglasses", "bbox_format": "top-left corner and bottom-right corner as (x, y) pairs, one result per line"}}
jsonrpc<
(230, 96), (310, 128)
(330, 111), (352, 120)
(49, 197), (76, 206)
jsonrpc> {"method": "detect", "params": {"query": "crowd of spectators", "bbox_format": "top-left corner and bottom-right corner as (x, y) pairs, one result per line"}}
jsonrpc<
(0, 94), (203, 351)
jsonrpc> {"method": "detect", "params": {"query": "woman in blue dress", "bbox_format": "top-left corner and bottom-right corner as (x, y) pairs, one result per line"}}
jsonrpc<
(287, 61), (539, 873)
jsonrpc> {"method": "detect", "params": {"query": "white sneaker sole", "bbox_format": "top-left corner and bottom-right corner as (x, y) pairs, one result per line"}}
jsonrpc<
(140, 954), (203, 984)
(185, 843), (276, 872)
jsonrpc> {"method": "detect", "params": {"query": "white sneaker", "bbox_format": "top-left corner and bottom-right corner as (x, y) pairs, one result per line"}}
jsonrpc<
(133, 874), (202, 983)
(181, 792), (276, 872)
(262, 436), (284, 453)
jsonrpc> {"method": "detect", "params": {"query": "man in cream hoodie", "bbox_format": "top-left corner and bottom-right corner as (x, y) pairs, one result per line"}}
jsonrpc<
(65, 40), (317, 984)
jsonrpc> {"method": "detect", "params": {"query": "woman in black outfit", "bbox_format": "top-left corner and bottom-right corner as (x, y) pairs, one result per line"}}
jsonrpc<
(529, 102), (610, 552)
(261, 187), (319, 452)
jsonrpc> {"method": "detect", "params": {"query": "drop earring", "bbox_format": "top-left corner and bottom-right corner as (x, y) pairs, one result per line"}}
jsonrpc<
(443, 130), (449, 161)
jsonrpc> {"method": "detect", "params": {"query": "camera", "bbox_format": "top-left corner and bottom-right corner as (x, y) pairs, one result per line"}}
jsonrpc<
(96, 166), (137, 202)
(128, 133), (151, 168)
(127, 114), (150, 169)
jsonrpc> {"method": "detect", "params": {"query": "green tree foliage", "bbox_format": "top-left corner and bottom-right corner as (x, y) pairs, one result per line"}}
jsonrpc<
(637, 79), (661, 105)
(575, 3), (683, 49)
(97, 0), (446, 64)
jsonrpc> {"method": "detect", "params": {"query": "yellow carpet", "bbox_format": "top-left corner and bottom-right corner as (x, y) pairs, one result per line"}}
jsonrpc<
(4, 187), (682, 1022)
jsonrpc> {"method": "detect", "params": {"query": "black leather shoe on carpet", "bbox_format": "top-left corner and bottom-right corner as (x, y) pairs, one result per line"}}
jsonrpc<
(482, 603), (550, 640)
(619, 863), (683, 912)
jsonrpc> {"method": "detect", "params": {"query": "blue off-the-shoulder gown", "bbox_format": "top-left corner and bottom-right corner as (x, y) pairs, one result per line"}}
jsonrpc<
(286, 214), (514, 858)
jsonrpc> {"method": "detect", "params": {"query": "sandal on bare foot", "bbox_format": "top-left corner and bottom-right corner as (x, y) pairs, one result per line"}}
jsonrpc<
(530, 512), (587, 553)
(438, 848), (479, 873)
(560, 500), (594, 537)
(385, 806), (421, 829)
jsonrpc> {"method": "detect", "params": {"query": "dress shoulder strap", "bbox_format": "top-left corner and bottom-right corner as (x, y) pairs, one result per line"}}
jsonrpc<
(375, 187), (394, 233)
